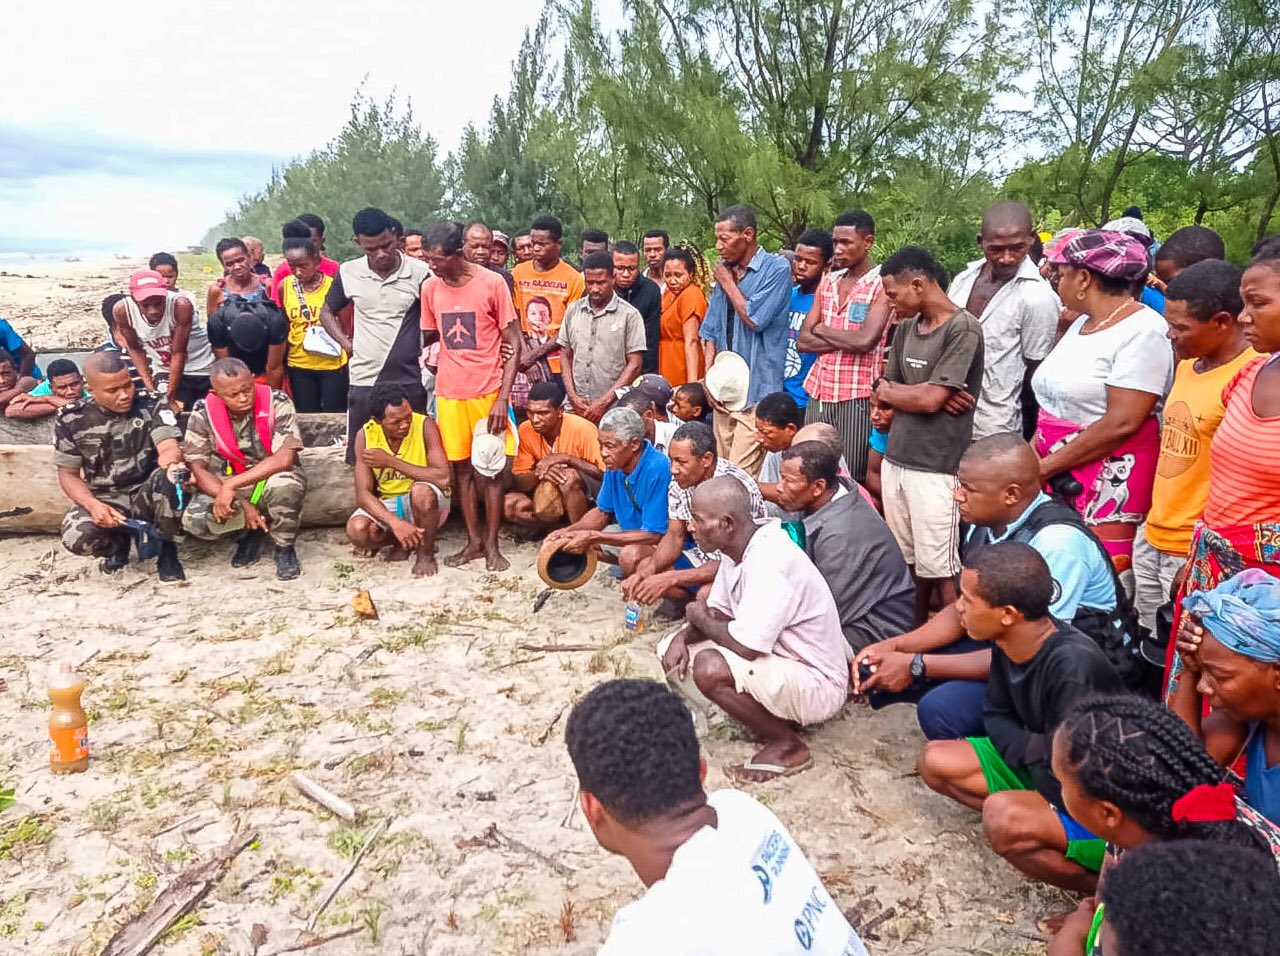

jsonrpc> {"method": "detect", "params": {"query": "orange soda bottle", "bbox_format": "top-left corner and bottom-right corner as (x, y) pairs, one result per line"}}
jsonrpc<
(49, 662), (89, 773)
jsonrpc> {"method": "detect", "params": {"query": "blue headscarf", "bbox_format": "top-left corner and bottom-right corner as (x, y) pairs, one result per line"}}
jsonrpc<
(1182, 569), (1280, 663)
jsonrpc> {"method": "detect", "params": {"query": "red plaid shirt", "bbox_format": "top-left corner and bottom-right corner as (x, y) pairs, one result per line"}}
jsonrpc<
(803, 267), (889, 402)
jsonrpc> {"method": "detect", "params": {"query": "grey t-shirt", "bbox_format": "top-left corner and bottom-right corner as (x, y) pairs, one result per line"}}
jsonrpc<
(884, 309), (984, 474)
(803, 485), (916, 651)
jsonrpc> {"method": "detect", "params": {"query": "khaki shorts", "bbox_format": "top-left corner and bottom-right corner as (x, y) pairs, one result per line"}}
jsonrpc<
(880, 459), (960, 579)
(656, 631), (843, 726)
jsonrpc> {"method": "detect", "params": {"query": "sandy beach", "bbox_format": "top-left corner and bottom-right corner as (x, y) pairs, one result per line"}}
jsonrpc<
(0, 263), (1052, 955)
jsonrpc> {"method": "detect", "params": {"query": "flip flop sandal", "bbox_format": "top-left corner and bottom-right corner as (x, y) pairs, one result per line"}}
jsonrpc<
(726, 757), (814, 783)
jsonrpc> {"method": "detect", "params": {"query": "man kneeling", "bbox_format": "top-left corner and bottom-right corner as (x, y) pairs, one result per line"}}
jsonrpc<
(659, 476), (849, 782)
(182, 358), (306, 580)
(917, 542), (1123, 894)
(566, 679), (869, 955)
(347, 382), (451, 576)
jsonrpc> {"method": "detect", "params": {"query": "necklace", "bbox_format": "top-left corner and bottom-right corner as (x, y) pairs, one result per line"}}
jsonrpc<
(1087, 300), (1135, 334)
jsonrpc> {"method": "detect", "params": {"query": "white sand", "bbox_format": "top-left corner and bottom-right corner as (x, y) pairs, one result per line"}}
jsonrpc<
(0, 264), (1053, 954)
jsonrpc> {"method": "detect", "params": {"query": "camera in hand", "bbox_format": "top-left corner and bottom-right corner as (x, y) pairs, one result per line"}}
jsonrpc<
(1047, 471), (1083, 502)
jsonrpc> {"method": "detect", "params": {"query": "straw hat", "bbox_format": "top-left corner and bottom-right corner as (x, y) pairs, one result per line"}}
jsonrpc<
(537, 538), (598, 590)
(532, 480), (566, 523)
(704, 351), (750, 412)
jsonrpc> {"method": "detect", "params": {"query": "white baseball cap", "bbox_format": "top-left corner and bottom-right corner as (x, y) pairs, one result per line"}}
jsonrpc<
(471, 419), (508, 478)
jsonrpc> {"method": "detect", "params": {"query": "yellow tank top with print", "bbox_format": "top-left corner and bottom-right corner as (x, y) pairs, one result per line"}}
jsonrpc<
(363, 414), (427, 499)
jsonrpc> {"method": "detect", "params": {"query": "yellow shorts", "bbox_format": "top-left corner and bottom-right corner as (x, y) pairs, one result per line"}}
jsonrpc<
(436, 391), (517, 462)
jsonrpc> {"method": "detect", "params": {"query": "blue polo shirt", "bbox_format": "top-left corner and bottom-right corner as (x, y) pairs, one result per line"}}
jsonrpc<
(700, 247), (793, 404)
(597, 441), (671, 534)
(965, 492), (1116, 618)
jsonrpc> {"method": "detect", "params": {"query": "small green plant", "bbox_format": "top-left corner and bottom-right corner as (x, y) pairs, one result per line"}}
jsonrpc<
(135, 872), (158, 892)
(454, 721), (470, 753)
(259, 652), (295, 676)
(362, 901), (387, 943)
(0, 785), (13, 813)
(326, 826), (366, 860)
(89, 798), (126, 833)
(369, 687), (406, 709)
(0, 816), (54, 860)
(163, 912), (200, 942)
(332, 561), (355, 583)
(0, 893), (27, 937)
(164, 849), (189, 864)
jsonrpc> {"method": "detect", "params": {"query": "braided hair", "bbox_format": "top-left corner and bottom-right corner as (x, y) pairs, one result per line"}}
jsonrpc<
(1058, 694), (1268, 852)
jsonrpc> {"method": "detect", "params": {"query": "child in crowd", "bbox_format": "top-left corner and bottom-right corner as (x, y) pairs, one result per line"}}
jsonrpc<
(865, 391), (893, 510)
(1096, 840), (1280, 956)
(671, 381), (711, 425)
(1046, 693), (1278, 956)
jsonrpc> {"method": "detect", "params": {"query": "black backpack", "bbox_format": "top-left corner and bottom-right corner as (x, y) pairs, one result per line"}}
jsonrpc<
(964, 499), (1160, 698)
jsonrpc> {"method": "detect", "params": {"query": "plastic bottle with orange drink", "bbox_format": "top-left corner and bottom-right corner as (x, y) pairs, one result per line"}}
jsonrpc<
(48, 662), (89, 773)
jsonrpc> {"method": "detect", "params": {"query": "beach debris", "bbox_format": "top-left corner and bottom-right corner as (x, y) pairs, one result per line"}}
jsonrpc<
(99, 829), (257, 956)
(517, 642), (597, 653)
(351, 589), (378, 620)
(457, 823), (575, 877)
(306, 817), (390, 931)
(289, 772), (358, 823)
(558, 900), (577, 942)
(532, 588), (552, 613)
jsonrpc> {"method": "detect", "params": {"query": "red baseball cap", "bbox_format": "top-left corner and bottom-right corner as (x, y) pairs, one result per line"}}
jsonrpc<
(129, 269), (169, 302)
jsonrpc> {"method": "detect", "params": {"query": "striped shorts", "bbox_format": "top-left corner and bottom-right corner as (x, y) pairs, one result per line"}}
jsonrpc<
(804, 397), (872, 484)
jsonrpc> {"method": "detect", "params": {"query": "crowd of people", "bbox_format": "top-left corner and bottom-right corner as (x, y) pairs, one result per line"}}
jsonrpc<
(7, 197), (1280, 953)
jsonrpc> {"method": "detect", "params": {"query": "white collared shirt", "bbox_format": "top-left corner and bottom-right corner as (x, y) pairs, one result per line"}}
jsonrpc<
(948, 256), (1060, 440)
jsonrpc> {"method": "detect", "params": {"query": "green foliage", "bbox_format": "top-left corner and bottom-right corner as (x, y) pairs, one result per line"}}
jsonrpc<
(210, 0), (1280, 274)
(206, 90), (447, 260)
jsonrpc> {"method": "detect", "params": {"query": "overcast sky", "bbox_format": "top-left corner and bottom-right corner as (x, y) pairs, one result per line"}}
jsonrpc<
(0, 1), (619, 256)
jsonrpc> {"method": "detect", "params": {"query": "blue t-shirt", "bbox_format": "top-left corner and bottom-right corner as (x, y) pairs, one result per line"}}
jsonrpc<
(596, 441), (672, 534)
(868, 427), (889, 455)
(966, 492), (1116, 619)
(1140, 285), (1165, 316)
(1246, 724), (1280, 825)
(783, 286), (817, 408)
(0, 318), (41, 379)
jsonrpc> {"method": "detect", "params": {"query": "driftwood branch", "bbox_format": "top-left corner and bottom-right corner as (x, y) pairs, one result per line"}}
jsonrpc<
(289, 773), (357, 823)
(99, 829), (257, 956)
(306, 818), (390, 931)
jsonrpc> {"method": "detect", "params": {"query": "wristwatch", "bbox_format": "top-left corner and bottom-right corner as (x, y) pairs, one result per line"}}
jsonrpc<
(910, 653), (926, 680)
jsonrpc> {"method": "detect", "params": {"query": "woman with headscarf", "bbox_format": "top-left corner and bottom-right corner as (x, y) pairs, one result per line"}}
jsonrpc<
(1171, 569), (1280, 825)
(1031, 229), (1174, 574)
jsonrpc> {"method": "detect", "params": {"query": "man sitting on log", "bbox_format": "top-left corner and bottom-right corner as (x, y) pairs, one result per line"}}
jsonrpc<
(346, 382), (452, 577)
(53, 351), (187, 581)
(181, 358), (306, 580)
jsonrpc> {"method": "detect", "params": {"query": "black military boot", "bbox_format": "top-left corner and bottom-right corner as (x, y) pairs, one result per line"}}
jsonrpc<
(274, 545), (301, 581)
(231, 529), (268, 568)
(99, 533), (131, 574)
(156, 541), (185, 583)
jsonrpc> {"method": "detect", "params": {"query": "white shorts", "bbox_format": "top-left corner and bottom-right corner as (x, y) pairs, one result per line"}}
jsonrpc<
(352, 483), (450, 530)
(880, 459), (960, 579)
(655, 631), (844, 726)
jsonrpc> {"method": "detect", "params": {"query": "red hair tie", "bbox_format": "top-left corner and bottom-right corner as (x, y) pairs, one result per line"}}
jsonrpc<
(1171, 783), (1236, 823)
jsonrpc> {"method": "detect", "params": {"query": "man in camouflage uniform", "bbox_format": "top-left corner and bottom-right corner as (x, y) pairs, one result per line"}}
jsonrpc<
(182, 357), (307, 580)
(54, 351), (188, 581)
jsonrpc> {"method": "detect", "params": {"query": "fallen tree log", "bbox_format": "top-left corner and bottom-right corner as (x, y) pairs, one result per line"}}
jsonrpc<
(0, 444), (355, 534)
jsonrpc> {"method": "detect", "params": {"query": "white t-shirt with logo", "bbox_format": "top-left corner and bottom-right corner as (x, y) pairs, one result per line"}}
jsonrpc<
(599, 789), (868, 956)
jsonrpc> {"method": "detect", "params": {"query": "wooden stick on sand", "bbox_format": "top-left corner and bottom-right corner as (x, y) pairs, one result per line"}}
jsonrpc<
(289, 772), (358, 823)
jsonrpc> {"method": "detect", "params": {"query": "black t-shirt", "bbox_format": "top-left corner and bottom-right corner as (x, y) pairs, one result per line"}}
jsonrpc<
(207, 303), (289, 375)
(252, 263), (272, 277)
(985, 622), (1124, 804)
(616, 275), (662, 374)
(884, 310), (984, 474)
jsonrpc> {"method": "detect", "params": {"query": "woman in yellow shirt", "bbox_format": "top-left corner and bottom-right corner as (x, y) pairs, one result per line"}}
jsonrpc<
(281, 237), (348, 411)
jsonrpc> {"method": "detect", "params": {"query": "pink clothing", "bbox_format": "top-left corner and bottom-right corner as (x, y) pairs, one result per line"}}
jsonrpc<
(270, 257), (340, 306)
(707, 519), (849, 722)
(1033, 408), (1161, 565)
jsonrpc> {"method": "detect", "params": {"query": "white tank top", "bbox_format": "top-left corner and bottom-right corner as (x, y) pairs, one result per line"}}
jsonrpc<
(122, 291), (214, 378)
